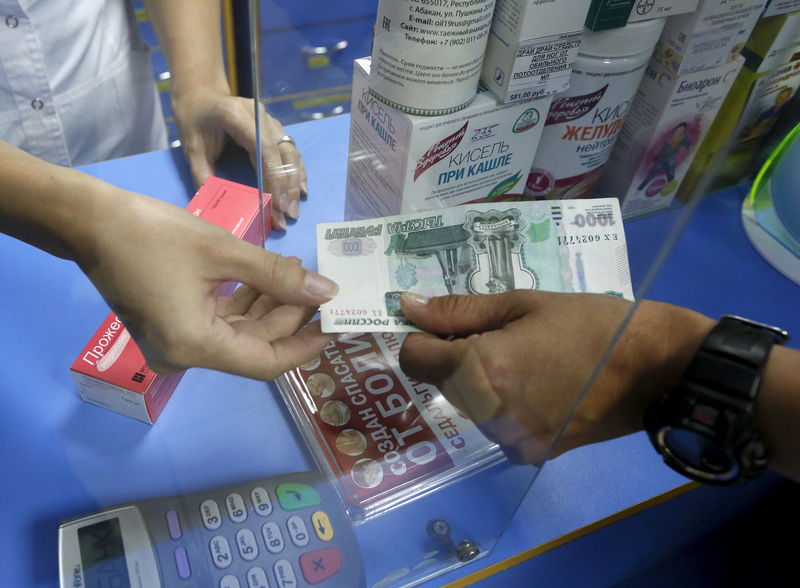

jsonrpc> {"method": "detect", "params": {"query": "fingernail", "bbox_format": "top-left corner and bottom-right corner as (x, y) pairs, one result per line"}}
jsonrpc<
(272, 211), (287, 231)
(301, 181), (309, 197)
(304, 271), (339, 300)
(279, 192), (290, 211)
(401, 292), (430, 306)
(287, 199), (300, 219)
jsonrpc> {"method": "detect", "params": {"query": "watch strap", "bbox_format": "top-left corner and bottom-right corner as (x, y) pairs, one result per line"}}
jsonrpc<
(645, 315), (789, 484)
(684, 316), (788, 410)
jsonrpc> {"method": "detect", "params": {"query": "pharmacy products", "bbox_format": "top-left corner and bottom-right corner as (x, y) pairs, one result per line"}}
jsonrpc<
(346, 57), (552, 220)
(599, 55), (744, 219)
(525, 19), (665, 200)
(480, 0), (593, 103)
(369, 0), (496, 115)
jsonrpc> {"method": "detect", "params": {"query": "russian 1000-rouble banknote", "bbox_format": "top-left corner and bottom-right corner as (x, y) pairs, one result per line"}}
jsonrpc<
(317, 198), (634, 333)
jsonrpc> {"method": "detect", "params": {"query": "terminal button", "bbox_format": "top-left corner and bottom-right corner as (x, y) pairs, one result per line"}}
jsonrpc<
(276, 483), (320, 511)
(311, 511), (334, 542)
(226, 492), (247, 523)
(300, 547), (342, 584)
(251, 486), (273, 516)
(210, 535), (233, 569)
(200, 499), (222, 530)
(219, 575), (240, 588)
(173, 547), (191, 579)
(246, 566), (269, 588)
(286, 515), (310, 547)
(261, 522), (285, 554)
(236, 528), (259, 561)
(166, 510), (182, 539)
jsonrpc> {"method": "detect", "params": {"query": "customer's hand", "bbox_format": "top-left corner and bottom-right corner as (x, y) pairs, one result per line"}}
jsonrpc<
(75, 187), (336, 380)
(173, 92), (307, 231)
(399, 291), (713, 464)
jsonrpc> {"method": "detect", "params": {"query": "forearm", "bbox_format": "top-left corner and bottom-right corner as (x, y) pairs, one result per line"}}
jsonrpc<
(0, 142), (111, 260)
(142, 0), (229, 98)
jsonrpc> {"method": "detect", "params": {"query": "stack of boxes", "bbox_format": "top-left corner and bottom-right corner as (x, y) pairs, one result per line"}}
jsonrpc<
(344, 1), (790, 220)
(680, 0), (800, 197)
(586, 0), (699, 30)
(597, 0), (770, 219)
(345, 0), (595, 220)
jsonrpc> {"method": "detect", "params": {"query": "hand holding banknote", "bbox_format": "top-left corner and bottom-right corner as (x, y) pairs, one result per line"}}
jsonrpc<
(317, 199), (634, 333)
(398, 291), (713, 465)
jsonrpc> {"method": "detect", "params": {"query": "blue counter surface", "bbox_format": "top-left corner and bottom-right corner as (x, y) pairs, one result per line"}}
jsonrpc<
(1, 114), (797, 587)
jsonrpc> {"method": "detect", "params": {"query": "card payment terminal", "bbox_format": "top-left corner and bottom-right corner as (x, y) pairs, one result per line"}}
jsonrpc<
(58, 471), (365, 588)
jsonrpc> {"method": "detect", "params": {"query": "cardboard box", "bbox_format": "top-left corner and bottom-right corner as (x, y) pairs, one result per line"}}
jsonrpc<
(480, 0), (592, 103)
(678, 59), (800, 197)
(741, 10), (800, 73)
(346, 57), (553, 220)
(586, 0), (699, 31)
(677, 12), (800, 197)
(70, 177), (270, 424)
(654, 0), (768, 75)
(597, 55), (744, 219)
(763, 0), (800, 16)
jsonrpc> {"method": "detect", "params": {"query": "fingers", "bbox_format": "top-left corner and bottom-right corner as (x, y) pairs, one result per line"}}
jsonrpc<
(228, 241), (338, 307)
(264, 115), (304, 228)
(400, 291), (530, 336)
(399, 333), (465, 387)
(216, 284), (260, 317)
(227, 304), (318, 343)
(213, 98), (303, 230)
(187, 149), (216, 190)
(206, 320), (337, 381)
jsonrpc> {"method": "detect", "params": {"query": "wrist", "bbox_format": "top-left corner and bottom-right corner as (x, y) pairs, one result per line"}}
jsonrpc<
(57, 172), (129, 266)
(621, 301), (715, 421)
(644, 315), (790, 484)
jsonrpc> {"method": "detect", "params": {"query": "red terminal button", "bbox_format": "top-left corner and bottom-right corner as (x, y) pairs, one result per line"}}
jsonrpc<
(299, 547), (342, 584)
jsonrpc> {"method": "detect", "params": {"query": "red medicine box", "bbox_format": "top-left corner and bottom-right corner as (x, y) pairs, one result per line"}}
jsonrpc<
(70, 177), (270, 424)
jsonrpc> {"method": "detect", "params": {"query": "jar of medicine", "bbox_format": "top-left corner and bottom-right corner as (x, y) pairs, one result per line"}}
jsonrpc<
(525, 18), (666, 200)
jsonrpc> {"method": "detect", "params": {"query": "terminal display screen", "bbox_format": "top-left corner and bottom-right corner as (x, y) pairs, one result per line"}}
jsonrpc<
(77, 518), (131, 588)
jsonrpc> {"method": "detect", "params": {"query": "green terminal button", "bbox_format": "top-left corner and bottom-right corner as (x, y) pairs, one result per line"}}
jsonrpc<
(276, 483), (321, 511)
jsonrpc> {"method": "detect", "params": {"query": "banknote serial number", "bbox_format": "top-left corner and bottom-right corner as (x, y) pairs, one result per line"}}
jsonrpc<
(557, 233), (619, 246)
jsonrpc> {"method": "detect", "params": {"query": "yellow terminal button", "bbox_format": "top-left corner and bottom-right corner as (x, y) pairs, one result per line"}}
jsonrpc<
(311, 511), (334, 542)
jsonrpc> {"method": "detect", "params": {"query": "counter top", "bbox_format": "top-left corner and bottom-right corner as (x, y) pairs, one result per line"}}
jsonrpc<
(1, 114), (796, 587)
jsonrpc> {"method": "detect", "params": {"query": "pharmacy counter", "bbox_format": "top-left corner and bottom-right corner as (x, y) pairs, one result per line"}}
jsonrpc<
(1, 114), (797, 587)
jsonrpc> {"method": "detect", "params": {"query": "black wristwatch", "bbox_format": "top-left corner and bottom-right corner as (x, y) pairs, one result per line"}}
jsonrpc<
(644, 315), (789, 485)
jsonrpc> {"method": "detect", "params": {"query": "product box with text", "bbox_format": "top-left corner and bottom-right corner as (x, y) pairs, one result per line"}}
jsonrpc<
(276, 331), (505, 521)
(346, 57), (552, 220)
(586, 0), (699, 31)
(679, 59), (800, 197)
(654, 0), (768, 75)
(598, 55), (744, 219)
(742, 10), (800, 73)
(480, 0), (593, 103)
(763, 0), (800, 16)
(70, 177), (270, 424)
(677, 11), (800, 196)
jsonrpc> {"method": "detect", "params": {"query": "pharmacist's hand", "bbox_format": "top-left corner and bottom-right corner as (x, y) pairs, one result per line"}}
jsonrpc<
(173, 92), (307, 231)
(76, 190), (337, 380)
(398, 291), (712, 465)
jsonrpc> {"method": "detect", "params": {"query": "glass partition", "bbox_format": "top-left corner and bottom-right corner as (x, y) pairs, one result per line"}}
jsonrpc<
(245, 1), (800, 586)
(6, 3), (800, 588)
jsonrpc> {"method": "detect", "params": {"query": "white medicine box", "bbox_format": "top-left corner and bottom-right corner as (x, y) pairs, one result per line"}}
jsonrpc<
(345, 57), (552, 220)
(480, 0), (593, 103)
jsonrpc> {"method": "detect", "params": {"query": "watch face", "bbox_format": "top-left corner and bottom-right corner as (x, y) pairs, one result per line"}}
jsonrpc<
(660, 428), (740, 483)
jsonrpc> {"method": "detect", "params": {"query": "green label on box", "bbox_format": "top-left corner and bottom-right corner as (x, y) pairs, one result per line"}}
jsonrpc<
(586, 0), (635, 31)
